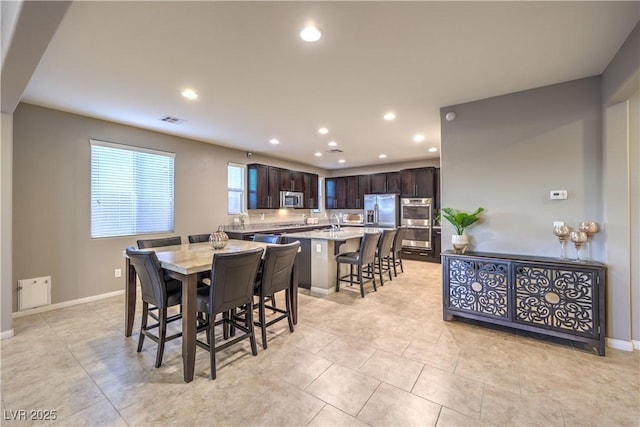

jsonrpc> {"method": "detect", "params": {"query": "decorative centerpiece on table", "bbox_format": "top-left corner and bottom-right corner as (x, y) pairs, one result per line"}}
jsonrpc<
(441, 207), (485, 254)
(210, 225), (229, 249)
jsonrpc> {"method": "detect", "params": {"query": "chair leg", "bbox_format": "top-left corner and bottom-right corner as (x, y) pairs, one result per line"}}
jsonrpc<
(259, 294), (268, 349)
(155, 308), (167, 368)
(358, 265), (365, 298)
(137, 302), (148, 352)
(247, 302), (258, 356)
(336, 262), (341, 292)
(349, 265), (354, 286)
(399, 252), (404, 273)
(387, 256), (393, 281)
(270, 294), (277, 313)
(392, 253), (398, 277)
(377, 257), (384, 286)
(209, 319), (217, 380)
(371, 263), (378, 292)
(286, 288), (294, 333)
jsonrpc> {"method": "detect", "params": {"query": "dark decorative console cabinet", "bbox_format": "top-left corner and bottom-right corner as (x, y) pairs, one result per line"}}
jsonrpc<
(442, 251), (606, 355)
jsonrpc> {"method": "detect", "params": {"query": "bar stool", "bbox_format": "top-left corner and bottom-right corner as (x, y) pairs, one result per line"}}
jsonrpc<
(335, 232), (381, 298)
(391, 227), (407, 277)
(375, 228), (397, 285)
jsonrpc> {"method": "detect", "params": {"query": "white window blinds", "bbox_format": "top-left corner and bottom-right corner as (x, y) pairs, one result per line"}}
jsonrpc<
(227, 163), (245, 214)
(90, 139), (175, 238)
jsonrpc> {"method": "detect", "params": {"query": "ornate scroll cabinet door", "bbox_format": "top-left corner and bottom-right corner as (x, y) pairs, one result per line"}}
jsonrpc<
(442, 252), (606, 356)
(512, 262), (603, 351)
(443, 255), (511, 323)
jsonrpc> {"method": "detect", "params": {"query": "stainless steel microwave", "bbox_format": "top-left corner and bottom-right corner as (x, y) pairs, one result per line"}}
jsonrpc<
(280, 191), (304, 208)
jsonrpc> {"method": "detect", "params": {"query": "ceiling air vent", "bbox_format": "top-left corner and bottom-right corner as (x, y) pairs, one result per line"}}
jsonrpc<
(160, 116), (186, 124)
(327, 148), (343, 153)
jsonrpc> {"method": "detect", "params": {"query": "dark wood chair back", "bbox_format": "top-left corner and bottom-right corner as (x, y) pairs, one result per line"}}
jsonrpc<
(137, 236), (182, 249)
(258, 241), (300, 297)
(253, 233), (283, 244)
(209, 248), (264, 315)
(360, 232), (382, 265)
(125, 246), (167, 309)
(378, 229), (396, 257)
(392, 227), (406, 253)
(188, 234), (210, 243)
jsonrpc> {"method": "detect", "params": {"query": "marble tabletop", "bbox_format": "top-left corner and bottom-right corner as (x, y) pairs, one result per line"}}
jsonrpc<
(153, 240), (269, 275)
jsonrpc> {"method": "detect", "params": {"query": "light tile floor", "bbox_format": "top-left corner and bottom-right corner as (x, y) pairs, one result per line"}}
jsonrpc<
(1, 261), (639, 426)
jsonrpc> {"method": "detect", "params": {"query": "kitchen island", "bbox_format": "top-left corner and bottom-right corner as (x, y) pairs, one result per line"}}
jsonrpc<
(282, 227), (385, 295)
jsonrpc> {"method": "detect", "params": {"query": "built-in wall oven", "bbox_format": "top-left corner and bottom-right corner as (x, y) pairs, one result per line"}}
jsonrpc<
(401, 198), (432, 249)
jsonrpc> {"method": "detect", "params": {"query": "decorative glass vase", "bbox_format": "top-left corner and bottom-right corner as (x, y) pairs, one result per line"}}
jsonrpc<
(578, 221), (599, 260)
(209, 226), (229, 249)
(553, 225), (571, 259)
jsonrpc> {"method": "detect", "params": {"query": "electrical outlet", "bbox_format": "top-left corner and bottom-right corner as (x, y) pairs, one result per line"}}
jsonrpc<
(316, 244), (322, 253)
(114, 268), (122, 278)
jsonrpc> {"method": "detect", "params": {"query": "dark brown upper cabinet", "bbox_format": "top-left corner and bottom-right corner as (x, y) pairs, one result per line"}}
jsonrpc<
(401, 167), (435, 198)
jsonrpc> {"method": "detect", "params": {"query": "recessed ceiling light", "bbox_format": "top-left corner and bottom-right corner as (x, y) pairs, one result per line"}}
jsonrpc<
(314, 152), (322, 157)
(379, 154), (387, 159)
(338, 159), (346, 164)
(413, 134), (425, 143)
(428, 147), (438, 152)
(383, 112), (396, 121)
(328, 141), (337, 147)
(269, 139), (280, 145)
(300, 25), (322, 42)
(318, 127), (329, 134)
(181, 89), (198, 100)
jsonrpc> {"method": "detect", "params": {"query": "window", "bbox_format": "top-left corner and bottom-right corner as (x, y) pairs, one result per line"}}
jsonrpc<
(90, 139), (175, 238)
(228, 163), (245, 214)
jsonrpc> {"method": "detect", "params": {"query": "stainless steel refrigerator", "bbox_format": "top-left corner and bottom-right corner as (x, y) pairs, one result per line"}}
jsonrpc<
(364, 194), (400, 228)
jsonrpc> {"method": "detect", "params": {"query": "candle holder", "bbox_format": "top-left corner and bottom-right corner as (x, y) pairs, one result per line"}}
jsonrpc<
(569, 231), (588, 261)
(553, 225), (571, 259)
(578, 221), (599, 261)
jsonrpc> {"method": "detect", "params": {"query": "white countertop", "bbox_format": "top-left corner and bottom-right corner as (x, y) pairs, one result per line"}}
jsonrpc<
(283, 227), (384, 241)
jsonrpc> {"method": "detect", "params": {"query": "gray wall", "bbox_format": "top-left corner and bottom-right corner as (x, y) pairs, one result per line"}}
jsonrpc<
(601, 19), (639, 345)
(602, 22), (639, 105)
(1, 113), (13, 335)
(11, 103), (326, 310)
(440, 77), (602, 258)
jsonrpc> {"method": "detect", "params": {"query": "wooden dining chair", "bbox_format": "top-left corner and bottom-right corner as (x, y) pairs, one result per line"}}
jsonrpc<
(137, 236), (182, 249)
(188, 234), (210, 243)
(252, 241), (300, 349)
(125, 246), (183, 368)
(195, 248), (264, 379)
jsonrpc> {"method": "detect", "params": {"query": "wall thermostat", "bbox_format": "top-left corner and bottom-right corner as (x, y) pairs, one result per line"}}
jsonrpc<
(550, 190), (568, 200)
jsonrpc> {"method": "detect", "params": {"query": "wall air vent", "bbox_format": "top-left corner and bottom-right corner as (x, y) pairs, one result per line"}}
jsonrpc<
(160, 116), (186, 124)
(326, 149), (343, 153)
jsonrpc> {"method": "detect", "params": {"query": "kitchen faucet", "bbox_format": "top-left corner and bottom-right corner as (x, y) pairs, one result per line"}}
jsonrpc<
(331, 213), (341, 231)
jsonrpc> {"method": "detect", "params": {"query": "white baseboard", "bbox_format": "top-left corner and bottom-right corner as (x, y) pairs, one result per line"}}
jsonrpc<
(12, 289), (124, 318)
(0, 329), (15, 340)
(606, 337), (635, 352)
(633, 340), (640, 351)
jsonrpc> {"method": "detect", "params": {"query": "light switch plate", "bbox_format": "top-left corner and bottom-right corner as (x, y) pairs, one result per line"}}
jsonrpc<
(550, 190), (568, 200)
(316, 244), (322, 253)
(553, 221), (564, 227)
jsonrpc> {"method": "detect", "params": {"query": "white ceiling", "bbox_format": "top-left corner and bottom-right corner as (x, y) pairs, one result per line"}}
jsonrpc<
(22, 1), (639, 170)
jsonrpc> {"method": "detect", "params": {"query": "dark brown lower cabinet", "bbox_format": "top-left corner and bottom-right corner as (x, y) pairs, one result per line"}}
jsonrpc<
(442, 251), (606, 355)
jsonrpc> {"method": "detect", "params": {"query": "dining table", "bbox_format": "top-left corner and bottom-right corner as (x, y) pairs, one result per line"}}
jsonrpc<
(124, 239), (299, 383)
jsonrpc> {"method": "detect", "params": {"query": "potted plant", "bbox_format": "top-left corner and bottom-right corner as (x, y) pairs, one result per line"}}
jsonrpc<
(441, 207), (485, 254)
